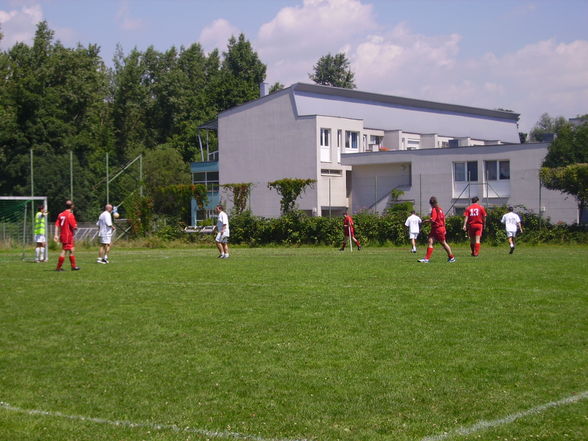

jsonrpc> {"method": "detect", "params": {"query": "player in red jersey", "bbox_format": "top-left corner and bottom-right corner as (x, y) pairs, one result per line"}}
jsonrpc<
(462, 196), (487, 257)
(54, 200), (80, 271)
(339, 211), (361, 251)
(418, 196), (455, 263)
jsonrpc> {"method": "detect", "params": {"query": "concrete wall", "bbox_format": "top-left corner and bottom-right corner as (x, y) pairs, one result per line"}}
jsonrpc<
(342, 143), (579, 223)
(219, 91), (317, 218)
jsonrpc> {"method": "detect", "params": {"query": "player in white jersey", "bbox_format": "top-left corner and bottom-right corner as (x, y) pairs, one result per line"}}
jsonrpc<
(404, 210), (422, 253)
(97, 204), (115, 263)
(215, 204), (230, 259)
(501, 206), (523, 254)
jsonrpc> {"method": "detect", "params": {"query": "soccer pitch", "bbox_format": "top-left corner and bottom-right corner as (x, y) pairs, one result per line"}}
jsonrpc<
(1, 245), (587, 441)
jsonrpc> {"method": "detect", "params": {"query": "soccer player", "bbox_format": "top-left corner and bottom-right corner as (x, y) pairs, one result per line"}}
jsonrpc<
(54, 200), (80, 271)
(215, 204), (230, 258)
(404, 210), (422, 253)
(33, 204), (48, 262)
(340, 211), (361, 251)
(418, 196), (456, 263)
(501, 206), (523, 254)
(462, 196), (487, 257)
(97, 204), (115, 264)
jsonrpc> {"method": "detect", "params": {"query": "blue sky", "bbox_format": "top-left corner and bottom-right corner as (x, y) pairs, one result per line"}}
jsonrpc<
(1, 0), (587, 132)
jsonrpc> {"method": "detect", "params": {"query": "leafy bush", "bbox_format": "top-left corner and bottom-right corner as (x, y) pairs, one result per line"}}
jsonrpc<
(146, 203), (588, 246)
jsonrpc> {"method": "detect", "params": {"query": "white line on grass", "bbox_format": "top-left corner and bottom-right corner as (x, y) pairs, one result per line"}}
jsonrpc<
(421, 390), (588, 441)
(0, 401), (309, 441)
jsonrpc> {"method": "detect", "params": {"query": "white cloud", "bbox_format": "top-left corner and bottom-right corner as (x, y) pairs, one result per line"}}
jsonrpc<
(116, 0), (145, 31)
(199, 18), (240, 53)
(254, 0), (587, 132)
(257, 0), (376, 84)
(0, 3), (43, 48)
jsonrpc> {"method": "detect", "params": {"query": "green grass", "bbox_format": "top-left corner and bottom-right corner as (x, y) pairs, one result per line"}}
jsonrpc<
(0, 245), (587, 441)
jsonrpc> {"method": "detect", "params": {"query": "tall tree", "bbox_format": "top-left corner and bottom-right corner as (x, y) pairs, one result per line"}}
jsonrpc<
(309, 52), (356, 89)
(218, 34), (266, 110)
(0, 21), (112, 220)
(529, 113), (568, 142)
(540, 116), (588, 223)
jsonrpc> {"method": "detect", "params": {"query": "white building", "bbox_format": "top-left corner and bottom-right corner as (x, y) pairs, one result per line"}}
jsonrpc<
(204, 83), (578, 223)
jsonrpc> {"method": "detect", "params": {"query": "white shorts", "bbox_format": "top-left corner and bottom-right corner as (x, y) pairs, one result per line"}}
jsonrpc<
(35, 234), (46, 243)
(506, 230), (517, 238)
(215, 233), (229, 243)
(409, 233), (419, 240)
(99, 236), (112, 245)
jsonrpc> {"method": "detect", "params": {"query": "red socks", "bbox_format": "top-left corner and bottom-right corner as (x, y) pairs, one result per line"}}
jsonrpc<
(56, 256), (65, 269)
(69, 255), (77, 268)
(425, 247), (434, 260)
(475, 243), (480, 256)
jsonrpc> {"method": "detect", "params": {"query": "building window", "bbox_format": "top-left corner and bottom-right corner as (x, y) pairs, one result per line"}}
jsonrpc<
(454, 161), (478, 182)
(193, 171), (219, 193)
(485, 160), (510, 181)
(321, 169), (343, 176)
(320, 128), (330, 147)
(337, 130), (342, 148)
(370, 135), (382, 146)
(345, 131), (359, 149)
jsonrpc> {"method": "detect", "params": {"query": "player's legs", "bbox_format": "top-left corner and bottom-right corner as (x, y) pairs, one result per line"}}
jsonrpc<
(351, 234), (361, 249)
(440, 240), (455, 260)
(215, 240), (224, 256)
(68, 246), (79, 270)
(35, 241), (44, 262)
(56, 247), (67, 270)
(104, 243), (111, 261)
(421, 235), (435, 261)
(507, 231), (516, 253)
(470, 225), (482, 256)
(222, 242), (229, 257)
(98, 243), (105, 261)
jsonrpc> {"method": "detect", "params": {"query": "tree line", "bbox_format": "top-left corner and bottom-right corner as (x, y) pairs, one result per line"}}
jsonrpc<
(0, 21), (266, 221)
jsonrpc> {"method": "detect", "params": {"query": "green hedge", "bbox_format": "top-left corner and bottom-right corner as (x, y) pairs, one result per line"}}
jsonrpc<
(227, 206), (588, 247)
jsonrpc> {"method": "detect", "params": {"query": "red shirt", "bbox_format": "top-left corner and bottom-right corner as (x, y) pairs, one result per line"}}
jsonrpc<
(56, 209), (77, 244)
(343, 215), (354, 229)
(464, 203), (487, 225)
(430, 206), (446, 230)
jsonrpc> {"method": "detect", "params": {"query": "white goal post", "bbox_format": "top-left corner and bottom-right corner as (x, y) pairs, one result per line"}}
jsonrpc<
(0, 196), (48, 261)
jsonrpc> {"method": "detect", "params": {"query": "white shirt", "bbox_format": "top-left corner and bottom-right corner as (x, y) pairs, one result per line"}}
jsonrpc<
(217, 211), (230, 236)
(501, 212), (521, 232)
(97, 210), (114, 237)
(405, 214), (422, 234)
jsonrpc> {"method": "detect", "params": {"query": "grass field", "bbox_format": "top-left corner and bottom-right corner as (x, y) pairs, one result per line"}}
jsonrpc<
(0, 244), (587, 441)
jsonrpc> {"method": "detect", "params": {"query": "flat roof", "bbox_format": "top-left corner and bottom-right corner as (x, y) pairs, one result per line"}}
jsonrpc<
(292, 83), (520, 121)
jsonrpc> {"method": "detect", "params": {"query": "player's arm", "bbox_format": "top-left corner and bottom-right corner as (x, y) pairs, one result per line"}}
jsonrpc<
(462, 211), (468, 230)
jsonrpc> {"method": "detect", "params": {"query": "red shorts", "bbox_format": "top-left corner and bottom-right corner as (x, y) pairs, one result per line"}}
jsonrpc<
(429, 228), (446, 243)
(61, 242), (74, 251)
(344, 227), (355, 237)
(468, 224), (484, 238)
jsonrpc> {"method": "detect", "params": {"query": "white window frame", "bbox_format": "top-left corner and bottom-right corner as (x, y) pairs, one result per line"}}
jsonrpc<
(485, 160), (510, 181)
(454, 161), (478, 182)
(320, 128), (330, 147)
(345, 131), (359, 149)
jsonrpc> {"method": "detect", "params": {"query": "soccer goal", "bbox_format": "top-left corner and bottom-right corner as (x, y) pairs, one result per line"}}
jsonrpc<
(0, 196), (48, 261)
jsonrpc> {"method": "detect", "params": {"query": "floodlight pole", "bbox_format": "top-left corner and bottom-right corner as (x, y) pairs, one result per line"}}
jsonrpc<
(139, 154), (143, 197)
(106, 152), (110, 205)
(30, 149), (34, 199)
(70, 151), (74, 201)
